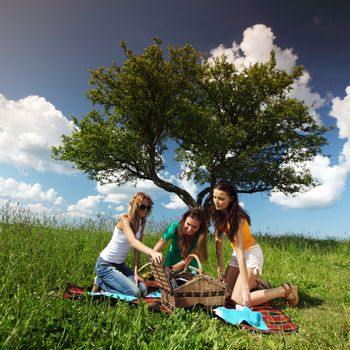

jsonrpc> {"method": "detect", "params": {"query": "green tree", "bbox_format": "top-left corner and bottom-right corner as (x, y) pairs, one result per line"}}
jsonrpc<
(52, 40), (329, 208)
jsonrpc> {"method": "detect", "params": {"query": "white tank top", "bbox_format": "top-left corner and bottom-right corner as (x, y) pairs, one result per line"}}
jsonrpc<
(100, 219), (142, 264)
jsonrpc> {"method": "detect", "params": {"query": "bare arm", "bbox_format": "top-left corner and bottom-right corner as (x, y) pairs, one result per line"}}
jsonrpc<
(235, 220), (251, 307)
(153, 237), (167, 252)
(133, 226), (143, 280)
(133, 249), (143, 283)
(154, 237), (191, 273)
(120, 217), (162, 263)
(215, 229), (224, 279)
(171, 259), (187, 273)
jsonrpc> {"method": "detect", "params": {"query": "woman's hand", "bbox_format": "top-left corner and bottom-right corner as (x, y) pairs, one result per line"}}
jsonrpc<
(215, 231), (224, 280)
(134, 272), (145, 286)
(241, 287), (251, 308)
(150, 250), (163, 264)
(217, 265), (224, 281)
(165, 265), (173, 275)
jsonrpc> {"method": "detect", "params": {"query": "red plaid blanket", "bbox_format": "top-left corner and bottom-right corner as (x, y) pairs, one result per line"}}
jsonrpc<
(239, 305), (299, 333)
(64, 281), (172, 313)
(64, 283), (298, 331)
(64, 283), (86, 299)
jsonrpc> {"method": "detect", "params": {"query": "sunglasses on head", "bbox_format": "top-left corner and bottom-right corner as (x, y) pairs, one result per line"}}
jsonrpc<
(137, 204), (151, 211)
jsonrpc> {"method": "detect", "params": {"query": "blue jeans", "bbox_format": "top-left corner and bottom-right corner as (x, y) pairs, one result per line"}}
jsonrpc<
(95, 256), (148, 297)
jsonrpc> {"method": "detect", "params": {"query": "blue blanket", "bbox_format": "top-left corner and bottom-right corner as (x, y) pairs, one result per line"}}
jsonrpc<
(88, 290), (161, 301)
(214, 306), (269, 331)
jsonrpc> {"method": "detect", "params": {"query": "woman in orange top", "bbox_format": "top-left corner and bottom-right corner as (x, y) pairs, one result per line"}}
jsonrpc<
(211, 180), (299, 308)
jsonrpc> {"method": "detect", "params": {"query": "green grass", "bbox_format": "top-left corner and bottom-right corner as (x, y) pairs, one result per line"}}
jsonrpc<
(0, 208), (349, 349)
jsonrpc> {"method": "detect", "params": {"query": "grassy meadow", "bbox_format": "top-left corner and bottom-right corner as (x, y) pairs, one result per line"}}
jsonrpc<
(0, 205), (349, 349)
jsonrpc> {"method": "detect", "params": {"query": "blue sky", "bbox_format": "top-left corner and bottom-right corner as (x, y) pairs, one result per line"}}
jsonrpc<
(0, 0), (349, 239)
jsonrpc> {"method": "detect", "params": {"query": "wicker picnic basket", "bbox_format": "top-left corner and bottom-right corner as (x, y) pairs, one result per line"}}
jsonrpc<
(151, 254), (226, 311)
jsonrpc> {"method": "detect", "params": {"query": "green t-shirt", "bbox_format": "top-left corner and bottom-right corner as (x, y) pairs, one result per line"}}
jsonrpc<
(162, 221), (199, 269)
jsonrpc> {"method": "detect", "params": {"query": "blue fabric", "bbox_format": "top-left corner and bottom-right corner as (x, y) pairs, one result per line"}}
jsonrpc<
(214, 306), (269, 331)
(88, 290), (161, 301)
(146, 291), (161, 298)
(94, 256), (148, 297)
(88, 291), (138, 301)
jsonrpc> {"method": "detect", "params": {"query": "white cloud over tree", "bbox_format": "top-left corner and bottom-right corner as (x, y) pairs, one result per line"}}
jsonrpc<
(210, 24), (349, 209)
(95, 169), (198, 211)
(210, 24), (298, 73)
(0, 24), (348, 214)
(209, 24), (325, 119)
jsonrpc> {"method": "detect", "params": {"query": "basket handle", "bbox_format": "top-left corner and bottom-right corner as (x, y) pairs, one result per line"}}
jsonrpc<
(138, 261), (153, 274)
(183, 253), (203, 274)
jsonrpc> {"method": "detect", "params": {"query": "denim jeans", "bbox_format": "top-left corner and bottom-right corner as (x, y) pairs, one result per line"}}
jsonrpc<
(95, 256), (148, 297)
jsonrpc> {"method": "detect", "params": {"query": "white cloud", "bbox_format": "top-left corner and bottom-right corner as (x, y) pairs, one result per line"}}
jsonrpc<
(271, 87), (350, 208)
(340, 141), (350, 170)
(330, 87), (350, 172)
(102, 193), (130, 204)
(163, 194), (188, 210)
(115, 205), (125, 212)
(67, 195), (103, 217)
(162, 164), (198, 210)
(270, 156), (348, 208)
(209, 24), (350, 210)
(210, 24), (298, 72)
(330, 87), (350, 141)
(0, 93), (75, 173)
(289, 72), (325, 122)
(24, 202), (55, 215)
(209, 24), (325, 120)
(0, 177), (64, 205)
(97, 178), (164, 207)
(95, 166), (198, 211)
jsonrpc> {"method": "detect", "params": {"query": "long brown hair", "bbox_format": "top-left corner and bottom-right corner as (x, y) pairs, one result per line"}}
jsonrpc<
(210, 181), (250, 242)
(178, 207), (208, 261)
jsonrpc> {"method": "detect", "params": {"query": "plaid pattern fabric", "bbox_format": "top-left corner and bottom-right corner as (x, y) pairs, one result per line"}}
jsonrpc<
(64, 283), (298, 331)
(239, 305), (299, 333)
(64, 283), (85, 299)
(144, 280), (160, 293)
(64, 282), (172, 313)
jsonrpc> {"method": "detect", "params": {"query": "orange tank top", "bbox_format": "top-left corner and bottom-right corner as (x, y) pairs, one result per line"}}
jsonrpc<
(225, 219), (256, 250)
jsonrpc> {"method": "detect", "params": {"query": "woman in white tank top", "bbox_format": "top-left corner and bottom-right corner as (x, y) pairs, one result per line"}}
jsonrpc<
(92, 192), (163, 297)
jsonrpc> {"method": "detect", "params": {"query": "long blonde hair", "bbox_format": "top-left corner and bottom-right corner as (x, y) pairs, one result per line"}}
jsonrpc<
(126, 192), (153, 224)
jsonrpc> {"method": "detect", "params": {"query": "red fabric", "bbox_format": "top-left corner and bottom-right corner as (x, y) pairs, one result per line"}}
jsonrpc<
(144, 280), (159, 293)
(63, 282), (171, 312)
(63, 283), (298, 331)
(64, 283), (85, 299)
(239, 305), (299, 333)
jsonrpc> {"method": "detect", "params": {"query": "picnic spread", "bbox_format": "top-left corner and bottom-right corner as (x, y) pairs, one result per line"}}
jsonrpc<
(64, 256), (299, 334)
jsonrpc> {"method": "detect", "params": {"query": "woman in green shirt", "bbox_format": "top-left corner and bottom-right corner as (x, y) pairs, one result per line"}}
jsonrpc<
(153, 208), (208, 273)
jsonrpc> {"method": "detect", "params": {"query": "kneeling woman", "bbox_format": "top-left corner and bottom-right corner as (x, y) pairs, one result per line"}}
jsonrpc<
(153, 208), (208, 273)
(211, 181), (299, 308)
(93, 192), (163, 297)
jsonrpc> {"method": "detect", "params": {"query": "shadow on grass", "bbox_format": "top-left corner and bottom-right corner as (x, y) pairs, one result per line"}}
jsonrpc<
(300, 289), (325, 308)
